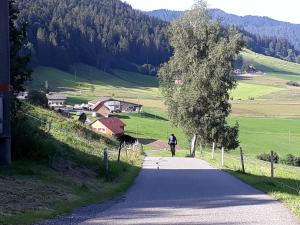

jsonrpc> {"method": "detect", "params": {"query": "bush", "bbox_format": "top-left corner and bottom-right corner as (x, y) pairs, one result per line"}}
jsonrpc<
(257, 152), (279, 163)
(27, 90), (48, 107)
(286, 81), (300, 87)
(281, 154), (300, 167)
(221, 123), (240, 150)
(12, 115), (57, 160)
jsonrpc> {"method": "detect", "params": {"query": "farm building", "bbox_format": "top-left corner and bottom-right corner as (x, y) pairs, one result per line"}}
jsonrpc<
(46, 93), (67, 109)
(89, 97), (143, 117)
(90, 117), (125, 137)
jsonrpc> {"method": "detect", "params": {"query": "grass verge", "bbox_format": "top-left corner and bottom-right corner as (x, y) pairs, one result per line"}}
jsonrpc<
(199, 150), (300, 220)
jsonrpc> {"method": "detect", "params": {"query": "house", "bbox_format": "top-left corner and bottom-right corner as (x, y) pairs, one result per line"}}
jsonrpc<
(16, 91), (28, 100)
(46, 93), (67, 109)
(245, 65), (257, 74)
(90, 117), (125, 137)
(119, 100), (143, 113)
(89, 97), (143, 117)
(175, 79), (183, 85)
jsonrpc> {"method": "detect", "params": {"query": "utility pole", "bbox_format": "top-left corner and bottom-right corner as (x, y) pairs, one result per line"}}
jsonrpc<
(0, 0), (11, 165)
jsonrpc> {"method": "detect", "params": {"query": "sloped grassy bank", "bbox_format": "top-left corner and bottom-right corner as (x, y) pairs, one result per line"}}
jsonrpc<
(0, 104), (144, 225)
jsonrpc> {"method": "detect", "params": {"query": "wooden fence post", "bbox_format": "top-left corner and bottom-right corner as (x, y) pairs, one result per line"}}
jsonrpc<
(212, 142), (215, 159)
(221, 147), (224, 166)
(270, 150), (274, 178)
(240, 147), (245, 173)
(117, 143), (122, 162)
(103, 148), (109, 176)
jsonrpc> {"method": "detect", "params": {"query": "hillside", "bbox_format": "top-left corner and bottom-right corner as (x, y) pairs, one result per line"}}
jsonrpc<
(242, 49), (300, 81)
(15, 0), (171, 73)
(146, 8), (300, 52)
(1, 103), (143, 225)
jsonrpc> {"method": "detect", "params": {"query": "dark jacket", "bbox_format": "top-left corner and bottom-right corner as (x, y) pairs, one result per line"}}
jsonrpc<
(168, 135), (177, 145)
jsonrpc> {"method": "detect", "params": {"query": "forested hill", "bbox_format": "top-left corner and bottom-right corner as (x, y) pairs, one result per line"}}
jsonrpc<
(146, 9), (300, 52)
(146, 9), (300, 64)
(16, 0), (171, 74)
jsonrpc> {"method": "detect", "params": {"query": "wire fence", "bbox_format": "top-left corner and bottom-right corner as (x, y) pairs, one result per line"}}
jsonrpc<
(20, 111), (143, 164)
(201, 147), (300, 195)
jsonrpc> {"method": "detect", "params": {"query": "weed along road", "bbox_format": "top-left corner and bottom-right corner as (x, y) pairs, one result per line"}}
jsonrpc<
(39, 157), (299, 225)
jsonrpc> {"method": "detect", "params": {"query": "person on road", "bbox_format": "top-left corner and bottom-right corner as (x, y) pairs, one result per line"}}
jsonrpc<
(168, 134), (177, 157)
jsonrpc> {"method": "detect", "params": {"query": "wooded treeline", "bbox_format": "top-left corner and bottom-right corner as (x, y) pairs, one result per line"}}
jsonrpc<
(242, 30), (300, 63)
(15, 0), (171, 74)
(147, 9), (300, 64)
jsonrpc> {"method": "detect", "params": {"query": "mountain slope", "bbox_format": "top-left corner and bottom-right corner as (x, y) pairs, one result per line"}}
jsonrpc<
(16, 0), (171, 73)
(146, 9), (300, 52)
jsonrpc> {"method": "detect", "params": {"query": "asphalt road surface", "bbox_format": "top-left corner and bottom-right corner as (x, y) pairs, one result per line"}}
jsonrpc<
(39, 157), (299, 225)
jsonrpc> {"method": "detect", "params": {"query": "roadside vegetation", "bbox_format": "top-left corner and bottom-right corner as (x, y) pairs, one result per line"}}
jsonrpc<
(0, 104), (143, 225)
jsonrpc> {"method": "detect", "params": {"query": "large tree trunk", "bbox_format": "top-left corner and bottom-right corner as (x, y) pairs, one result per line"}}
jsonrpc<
(190, 134), (197, 157)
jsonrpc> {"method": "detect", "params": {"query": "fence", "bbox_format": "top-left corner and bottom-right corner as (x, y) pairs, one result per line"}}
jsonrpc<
(202, 144), (300, 195)
(21, 111), (143, 176)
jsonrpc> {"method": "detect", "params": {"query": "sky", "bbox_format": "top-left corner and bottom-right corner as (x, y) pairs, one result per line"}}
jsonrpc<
(122, 0), (300, 24)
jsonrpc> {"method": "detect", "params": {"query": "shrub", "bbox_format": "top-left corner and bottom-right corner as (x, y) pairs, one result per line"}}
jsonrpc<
(27, 90), (48, 107)
(281, 154), (300, 167)
(286, 81), (300, 87)
(257, 152), (279, 163)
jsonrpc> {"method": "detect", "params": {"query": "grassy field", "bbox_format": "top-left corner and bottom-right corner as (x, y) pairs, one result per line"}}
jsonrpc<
(32, 65), (162, 109)
(30, 58), (300, 156)
(231, 82), (283, 100)
(118, 108), (300, 157)
(242, 49), (300, 81)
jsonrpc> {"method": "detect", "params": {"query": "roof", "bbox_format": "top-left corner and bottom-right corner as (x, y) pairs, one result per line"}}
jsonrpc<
(119, 100), (143, 107)
(92, 117), (125, 135)
(88, 97), (113, 105)
(46, 93), (67, 100)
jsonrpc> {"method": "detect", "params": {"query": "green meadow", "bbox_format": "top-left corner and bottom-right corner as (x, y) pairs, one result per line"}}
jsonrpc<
(242, 49), (300, 81)
(30, 49), (300, 157)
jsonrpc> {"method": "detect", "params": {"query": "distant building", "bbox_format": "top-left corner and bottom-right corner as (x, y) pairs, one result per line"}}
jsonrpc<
(245, 65), (257, 74)
(234, 69), (242, 74)
(16, 91), (28, 100)
(91, 117), (125, 137)
(89, 97), (143, 117)
(175, 79), (183, 85)
(46, 93), (67, 109)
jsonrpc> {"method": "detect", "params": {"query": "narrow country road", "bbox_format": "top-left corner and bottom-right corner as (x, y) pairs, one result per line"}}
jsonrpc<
(39, 157), (299, 225)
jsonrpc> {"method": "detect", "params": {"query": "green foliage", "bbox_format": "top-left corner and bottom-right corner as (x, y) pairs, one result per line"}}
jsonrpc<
(158, 1), (243, 150)
(286, 81), (300, 87)
(9, 0), (32, 116)
(27, 90), (48, 107)
(12, 115), (56, 160)
(9, 0), (32, 93)
(257, 152), (280, 163)
(281, 154), (300, 167)
(15, 0), (171, 73)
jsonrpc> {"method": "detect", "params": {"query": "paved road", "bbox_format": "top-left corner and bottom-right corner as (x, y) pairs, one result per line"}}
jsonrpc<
(39, 157), (299, 225)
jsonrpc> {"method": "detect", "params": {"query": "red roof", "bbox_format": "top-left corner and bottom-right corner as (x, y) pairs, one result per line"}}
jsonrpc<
(99, 117), (125, 135)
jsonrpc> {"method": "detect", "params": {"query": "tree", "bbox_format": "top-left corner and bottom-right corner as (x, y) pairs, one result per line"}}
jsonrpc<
(9, 0), (32, 114)
(27, 90), (48, 108)
(158, 0), (243, 156)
